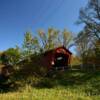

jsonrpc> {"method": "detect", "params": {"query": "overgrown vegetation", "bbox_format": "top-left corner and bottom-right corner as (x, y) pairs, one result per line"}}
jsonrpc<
(75, 0), (100, 68)
(0, 69), (100, 100)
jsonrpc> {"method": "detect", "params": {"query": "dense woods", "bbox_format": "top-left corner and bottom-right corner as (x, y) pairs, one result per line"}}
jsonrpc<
(75, 0), (100, 69)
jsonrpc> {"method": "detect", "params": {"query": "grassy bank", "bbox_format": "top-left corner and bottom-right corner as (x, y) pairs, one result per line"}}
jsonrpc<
(0, 69), (100, 100)
(0, 87), (100, 100)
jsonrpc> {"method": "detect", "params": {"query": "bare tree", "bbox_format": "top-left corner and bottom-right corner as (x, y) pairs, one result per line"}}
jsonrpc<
(77, 0), (100, 40)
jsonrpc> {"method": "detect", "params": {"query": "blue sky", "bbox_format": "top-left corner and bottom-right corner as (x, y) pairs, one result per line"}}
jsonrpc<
(0, 0), (88, 51)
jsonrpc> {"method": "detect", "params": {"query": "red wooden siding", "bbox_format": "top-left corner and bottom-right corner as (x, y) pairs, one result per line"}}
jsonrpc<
(42, 46), (72, 70)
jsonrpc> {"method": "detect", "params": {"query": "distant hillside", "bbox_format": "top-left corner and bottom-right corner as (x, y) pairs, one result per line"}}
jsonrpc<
(71, 55), (81, 66)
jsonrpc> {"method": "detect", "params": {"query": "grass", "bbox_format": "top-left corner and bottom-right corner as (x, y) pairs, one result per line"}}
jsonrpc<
(1, 87), (100, 100)
(0, 69), (100, 100)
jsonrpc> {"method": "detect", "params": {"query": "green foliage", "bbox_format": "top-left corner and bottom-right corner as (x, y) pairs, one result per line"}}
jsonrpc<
(38, 28), (60, 51)
(0, 52), (3, 63)
(0, 70), (100, 99)
(76, 0), (100, 66)
(62, 29), (73, 48)
(21, 28), (73, 57)
(38, 28), (73, 51)
(22, 32), (40, 57)
(1, 47), (21, 65)
(75, 30), (100, 67)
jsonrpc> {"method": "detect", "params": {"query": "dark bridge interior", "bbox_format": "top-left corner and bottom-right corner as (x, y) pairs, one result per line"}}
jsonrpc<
(53, 53), (68, 68)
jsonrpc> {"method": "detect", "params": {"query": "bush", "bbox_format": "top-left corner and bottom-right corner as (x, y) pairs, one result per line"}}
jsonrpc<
(1, 48), (21, 65)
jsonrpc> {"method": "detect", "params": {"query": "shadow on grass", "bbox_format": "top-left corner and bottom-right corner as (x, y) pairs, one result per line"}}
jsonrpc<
(0, 64), (100, 95)
(0, 81), (21, 93)
(30, 69), (100, 89)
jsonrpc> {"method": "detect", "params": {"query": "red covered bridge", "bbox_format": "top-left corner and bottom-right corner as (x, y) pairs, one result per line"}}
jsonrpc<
(41, 46), (72, 70)
(15, 46), (72, 75)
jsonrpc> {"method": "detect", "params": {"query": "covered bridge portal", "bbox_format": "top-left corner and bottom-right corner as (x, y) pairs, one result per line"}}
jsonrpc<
(43, 46), (72, 70)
